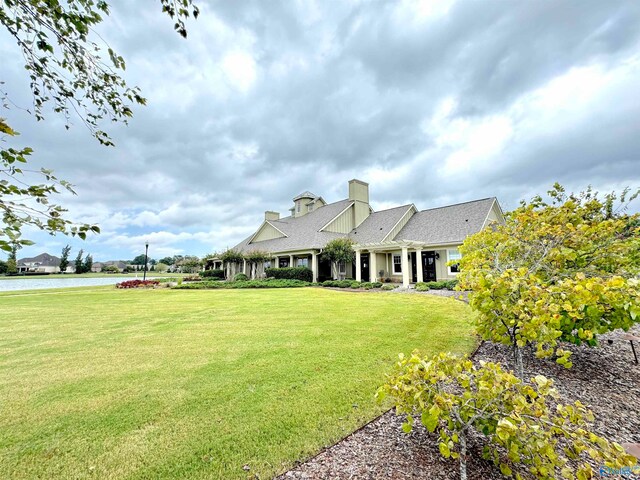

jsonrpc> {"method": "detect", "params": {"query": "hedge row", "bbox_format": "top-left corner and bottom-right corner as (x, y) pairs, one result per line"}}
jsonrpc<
(321, 280), (388, 290)
(265, 267), (313, 282)
(173, 278), (310, 289)
(415, 280), (458, 291)
(200, 269), (224, 278)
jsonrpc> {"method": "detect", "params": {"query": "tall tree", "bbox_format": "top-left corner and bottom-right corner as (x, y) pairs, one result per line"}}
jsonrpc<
(83, 253), (93, 274)
(59, 244), (71, 273)
(6, 243), (18, 275)
(0, 1), (198, 251)
(131, 254), (148, 266)
(74, 248), (84, 274)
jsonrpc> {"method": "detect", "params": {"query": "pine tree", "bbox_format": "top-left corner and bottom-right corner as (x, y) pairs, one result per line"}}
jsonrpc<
(59, 245), (71, 273)
(74, 249), (84, 274)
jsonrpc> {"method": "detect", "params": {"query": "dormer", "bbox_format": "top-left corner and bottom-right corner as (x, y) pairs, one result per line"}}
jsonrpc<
(292, 191), (317, 218)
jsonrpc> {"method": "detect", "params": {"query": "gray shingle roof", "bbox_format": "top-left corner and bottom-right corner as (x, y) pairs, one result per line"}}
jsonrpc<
(17, 253), (61, 267)
(349, 204), (413, 244)
(393, 198), (496, 245)
(233, 199), (353, 253)
(293, 191), (317, 201)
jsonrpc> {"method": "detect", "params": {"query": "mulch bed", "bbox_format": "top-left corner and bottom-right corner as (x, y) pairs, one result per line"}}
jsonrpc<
(278, 325), (640, 479)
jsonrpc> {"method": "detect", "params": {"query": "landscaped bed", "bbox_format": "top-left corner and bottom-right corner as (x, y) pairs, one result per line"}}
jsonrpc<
(0, 287), (476, 479)
(280, 325), (640, 479)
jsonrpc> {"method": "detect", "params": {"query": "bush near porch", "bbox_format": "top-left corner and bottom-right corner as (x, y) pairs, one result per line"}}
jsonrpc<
(265, 266), (313, 282)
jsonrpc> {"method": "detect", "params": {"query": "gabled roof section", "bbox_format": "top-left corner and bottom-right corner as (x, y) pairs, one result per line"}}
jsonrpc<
(393, 197), (497, 245)
(305, 196), (325, 205)
(248, 220), (288, 244)
(349, 204), (414, 244)
(293, 191), (317, 201)
(233, 199), (354, 253)
(17, 253), (60, 267)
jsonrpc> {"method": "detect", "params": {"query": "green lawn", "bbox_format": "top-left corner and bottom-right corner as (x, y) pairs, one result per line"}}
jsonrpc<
(0, 287), (476, 479)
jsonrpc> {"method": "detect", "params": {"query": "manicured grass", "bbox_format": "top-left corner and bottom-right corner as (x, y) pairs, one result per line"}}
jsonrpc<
(0, 287), (476, 479)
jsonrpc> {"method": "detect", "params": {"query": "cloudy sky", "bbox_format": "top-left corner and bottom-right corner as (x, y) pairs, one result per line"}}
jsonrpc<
(2, 0), (640, 262)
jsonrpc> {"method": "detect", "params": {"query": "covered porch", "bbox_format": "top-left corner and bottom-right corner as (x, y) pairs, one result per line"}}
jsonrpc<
(352, 240), (461, 287)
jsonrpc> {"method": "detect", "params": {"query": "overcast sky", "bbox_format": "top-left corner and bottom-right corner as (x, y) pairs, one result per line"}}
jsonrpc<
(2, 0), (640, 262)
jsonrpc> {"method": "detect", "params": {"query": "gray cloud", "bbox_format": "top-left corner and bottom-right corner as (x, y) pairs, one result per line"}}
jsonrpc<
(2, 0), (639, 261)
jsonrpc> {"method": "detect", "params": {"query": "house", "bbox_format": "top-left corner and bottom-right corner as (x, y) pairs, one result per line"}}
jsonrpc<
(91, 261), (128, 273)
(218, 179), (504, 287)
(17, 253), (75, 274)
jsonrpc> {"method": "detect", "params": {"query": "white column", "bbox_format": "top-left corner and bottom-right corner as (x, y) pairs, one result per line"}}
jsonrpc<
(243, 259), (247, 275)
(355, 250), (362, 282)
(370, 252), (377, 282)
(289, 254), (294, 267)
(416, 249), (424, 283)
(401, 246), (410, 287)
(311, 251), (318, 283)
(273, 256), (279, 268)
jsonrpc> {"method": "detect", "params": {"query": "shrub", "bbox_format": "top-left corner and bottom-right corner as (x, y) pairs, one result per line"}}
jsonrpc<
(378, 352), (636, 480)
(383, 277), (391, 283)
(116, 280), (159, 289)
(320, 280), (352, 288)
(265, 266), (313, 282)
(361, 282), (373, 290)
(234, 273), (248, 281)
(372, 282), (383, 288)
(101, 265), (120, 273)
(381, 284), (396, 291)
(415, 282), (430, 292)
(350, 281), (361, 289)
(201, 269), (224, 279)
(173, 278), (310, 289)
(183, 275), (202, 282)
(458, 184), (640, 377)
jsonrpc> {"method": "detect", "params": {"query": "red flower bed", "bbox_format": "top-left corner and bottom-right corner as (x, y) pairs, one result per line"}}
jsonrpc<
(116, 280), (160, 289)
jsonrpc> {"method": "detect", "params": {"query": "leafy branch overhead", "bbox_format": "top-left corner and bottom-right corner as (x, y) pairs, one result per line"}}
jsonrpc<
(0, 1), (197, 250)
(0, 117), (99, 251)
(0, 0), (199, 144)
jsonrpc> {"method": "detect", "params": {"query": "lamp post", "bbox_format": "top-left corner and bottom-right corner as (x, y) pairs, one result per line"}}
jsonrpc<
(143, 241), (149, 281)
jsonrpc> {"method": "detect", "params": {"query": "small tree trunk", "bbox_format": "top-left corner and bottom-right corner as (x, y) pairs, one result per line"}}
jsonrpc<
(514, 345), (524, 380)
(459, 430), (467, 480)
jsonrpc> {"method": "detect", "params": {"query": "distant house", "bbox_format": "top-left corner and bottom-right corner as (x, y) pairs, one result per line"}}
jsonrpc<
(17, 253), (74, 274)
(215, 179), (504, 286)
(91, 261), (127, 273)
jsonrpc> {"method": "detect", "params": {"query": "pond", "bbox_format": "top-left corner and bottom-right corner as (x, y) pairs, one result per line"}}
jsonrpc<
(0, 276), (144, 292)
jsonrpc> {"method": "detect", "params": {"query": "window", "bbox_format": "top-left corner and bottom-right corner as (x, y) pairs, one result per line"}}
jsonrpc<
(297, 258), (308, 267)
(264, 260), (271, 269)
(448, 249), (462, 274)
(296, 202), (301, 213)
(338, 261), (346, 275)
(279, 257), (290, 268)
(393, 254), (402, 274)
(308, 203), (313, 212)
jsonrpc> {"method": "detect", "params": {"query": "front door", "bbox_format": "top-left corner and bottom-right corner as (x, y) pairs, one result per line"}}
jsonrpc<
(422, 251), (437, 282)
(361, 254), (370, 282)
(411, 252), (417, 283)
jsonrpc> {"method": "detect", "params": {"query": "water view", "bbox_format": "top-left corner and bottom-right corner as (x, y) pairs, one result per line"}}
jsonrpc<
(0, 276), (144, 292)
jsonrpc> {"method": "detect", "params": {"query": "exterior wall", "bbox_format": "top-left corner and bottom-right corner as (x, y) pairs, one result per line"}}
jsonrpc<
(483, 201), (504, 227)
(252, 222), (285, 242)
(323, 204), (355, 233)
(384, 207), (416, 242)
